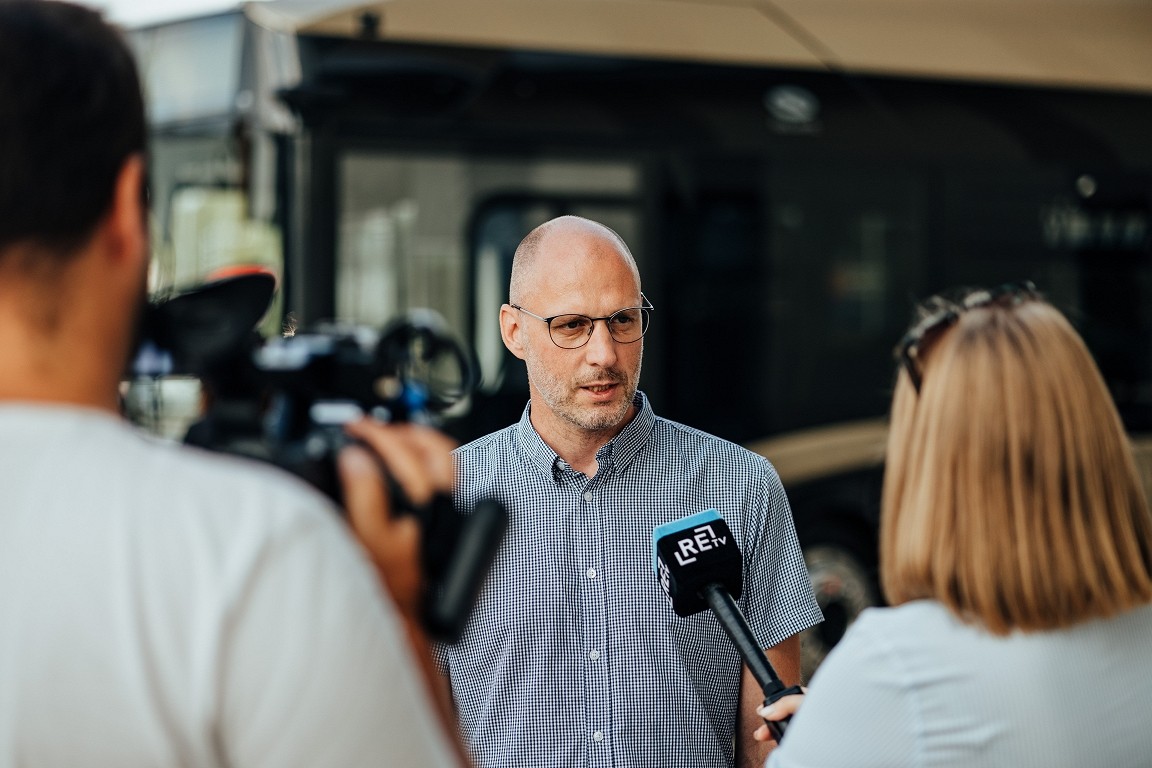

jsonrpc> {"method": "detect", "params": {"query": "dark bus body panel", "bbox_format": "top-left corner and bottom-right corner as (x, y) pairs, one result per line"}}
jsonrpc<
(285, 34), (1152, 438)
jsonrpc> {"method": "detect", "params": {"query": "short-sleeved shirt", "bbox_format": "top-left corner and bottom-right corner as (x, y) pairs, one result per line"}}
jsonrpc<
(0, 404), (458, 768)
(443, 392), (823, 768)
(769, 599), (1152, 768)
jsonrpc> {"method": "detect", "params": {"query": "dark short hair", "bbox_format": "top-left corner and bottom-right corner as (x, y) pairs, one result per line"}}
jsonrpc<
(0, 0), (146, 255)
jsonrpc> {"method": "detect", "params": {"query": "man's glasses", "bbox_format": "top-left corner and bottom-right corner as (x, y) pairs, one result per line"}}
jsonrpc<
(895, 281), (1040, 394)
(511, 294), (654, 349)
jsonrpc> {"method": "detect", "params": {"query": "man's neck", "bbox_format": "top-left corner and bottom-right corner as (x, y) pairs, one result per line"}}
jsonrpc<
(530, 403), (637, 477)
(0, 335), (122, 412)
(0, 285), (126, 413)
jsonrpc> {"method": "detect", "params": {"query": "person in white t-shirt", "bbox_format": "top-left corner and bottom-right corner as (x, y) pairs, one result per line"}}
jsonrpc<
(0, 2), (464, 766)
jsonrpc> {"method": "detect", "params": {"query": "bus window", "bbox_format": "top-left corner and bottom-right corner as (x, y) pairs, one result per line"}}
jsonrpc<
(160, 186), (283, 336)
(335, 152), (640, 339)
(471, 201), (556, 395)
(764, 161), (928, 435)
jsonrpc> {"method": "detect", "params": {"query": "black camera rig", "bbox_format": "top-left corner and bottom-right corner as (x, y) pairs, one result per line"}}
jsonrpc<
(131, 271), (505, 644)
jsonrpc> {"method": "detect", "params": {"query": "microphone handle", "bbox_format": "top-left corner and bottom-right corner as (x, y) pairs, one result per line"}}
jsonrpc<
(701, 583), (801, 742)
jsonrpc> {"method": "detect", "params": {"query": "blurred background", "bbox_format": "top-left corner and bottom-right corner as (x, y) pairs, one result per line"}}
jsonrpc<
(91, 0), (235, 27)
(100, 0), (1152, 676)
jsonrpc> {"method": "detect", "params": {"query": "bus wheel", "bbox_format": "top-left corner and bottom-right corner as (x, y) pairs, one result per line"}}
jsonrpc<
(799, 542), (877, 679)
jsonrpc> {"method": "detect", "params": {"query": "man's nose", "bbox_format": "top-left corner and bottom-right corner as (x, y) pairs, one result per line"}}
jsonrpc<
(582, 319), (619, 365)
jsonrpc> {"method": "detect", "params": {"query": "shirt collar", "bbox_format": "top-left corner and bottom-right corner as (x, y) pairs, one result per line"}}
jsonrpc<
(514, 391), (656, 481)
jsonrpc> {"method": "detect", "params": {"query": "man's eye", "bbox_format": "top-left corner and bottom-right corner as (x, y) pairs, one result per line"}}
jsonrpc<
(612, 310), (640, 326)
(553, 316), (590, 332)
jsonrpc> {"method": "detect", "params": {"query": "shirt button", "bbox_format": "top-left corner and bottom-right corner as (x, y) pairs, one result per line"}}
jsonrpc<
(586, 568), (597, 579)
(583, 491), (593, 502)
(593, 731), (605, 742)
(589, 649), (600, 661)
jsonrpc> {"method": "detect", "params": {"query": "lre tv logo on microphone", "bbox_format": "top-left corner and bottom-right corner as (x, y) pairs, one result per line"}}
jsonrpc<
(671, 523), (729, 565)
(658, 523), (730, 595)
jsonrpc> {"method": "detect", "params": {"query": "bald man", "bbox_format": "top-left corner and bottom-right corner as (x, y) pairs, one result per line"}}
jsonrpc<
(443, 216), (822, 768)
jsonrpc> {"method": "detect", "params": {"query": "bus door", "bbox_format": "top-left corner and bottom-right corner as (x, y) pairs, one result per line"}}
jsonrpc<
(1064, 171), (1152, 499)
(655, 155), (770, 443)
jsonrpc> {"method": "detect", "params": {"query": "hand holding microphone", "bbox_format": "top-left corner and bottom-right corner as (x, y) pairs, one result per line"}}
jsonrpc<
(755, 691), (805, 742)
(652, 510), (804, 743)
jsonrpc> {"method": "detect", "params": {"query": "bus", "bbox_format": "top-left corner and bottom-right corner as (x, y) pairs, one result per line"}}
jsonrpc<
(128, 0), (1152, 675)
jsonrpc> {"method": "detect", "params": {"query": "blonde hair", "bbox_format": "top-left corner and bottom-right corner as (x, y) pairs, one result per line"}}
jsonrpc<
(882, 295), (1152, 634)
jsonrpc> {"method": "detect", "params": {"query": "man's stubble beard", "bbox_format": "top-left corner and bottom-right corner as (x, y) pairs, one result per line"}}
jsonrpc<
(524, 343), (642, 433)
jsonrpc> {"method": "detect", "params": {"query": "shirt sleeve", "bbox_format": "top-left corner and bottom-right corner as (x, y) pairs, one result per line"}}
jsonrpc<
(766, 610), (918, 768)
(216, 510), (459, 768)
(743, 459), (824, 648)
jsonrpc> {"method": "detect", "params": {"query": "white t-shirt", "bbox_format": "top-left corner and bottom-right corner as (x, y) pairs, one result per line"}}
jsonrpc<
(769, 598), (1152, 767)
(0, 404), (457, 768)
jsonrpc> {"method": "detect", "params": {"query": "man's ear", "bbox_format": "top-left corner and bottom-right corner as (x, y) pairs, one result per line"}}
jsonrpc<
(102, 153), (147, 267)
(500, 303), (527, 361)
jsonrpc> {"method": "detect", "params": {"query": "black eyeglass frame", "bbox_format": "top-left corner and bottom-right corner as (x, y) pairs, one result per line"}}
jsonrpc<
(895, 281), (1040, 394)
(510, 293), (654, 349)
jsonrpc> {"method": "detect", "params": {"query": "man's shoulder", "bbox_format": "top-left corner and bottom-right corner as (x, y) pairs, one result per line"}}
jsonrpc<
(110, 422), (340, 534)
(651, 414), (772, 468)
(5, 408), (345, 572)
(454, 423), (518, 460)
(168, 440), (326, 496)
(5, 404), (318, 499)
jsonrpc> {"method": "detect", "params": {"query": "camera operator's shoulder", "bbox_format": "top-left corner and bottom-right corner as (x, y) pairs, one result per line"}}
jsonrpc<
(7, 406), (375, 636)
(125, 424), (341, 534)
(127, 432), (373, 598)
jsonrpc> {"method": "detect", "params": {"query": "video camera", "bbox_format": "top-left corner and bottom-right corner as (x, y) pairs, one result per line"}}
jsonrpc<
(130, 270), (506, 644)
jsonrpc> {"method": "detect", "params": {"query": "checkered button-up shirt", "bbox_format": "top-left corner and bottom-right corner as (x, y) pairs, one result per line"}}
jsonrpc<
(443, 392), (823, 768)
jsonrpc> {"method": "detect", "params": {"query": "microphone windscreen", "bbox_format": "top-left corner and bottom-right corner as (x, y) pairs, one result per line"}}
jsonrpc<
(653, 510), (743, 617)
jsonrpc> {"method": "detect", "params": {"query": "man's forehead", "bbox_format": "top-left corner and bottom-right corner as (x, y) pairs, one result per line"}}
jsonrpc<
(538, 224), (624, 257)
(515, 220), (641, 304)
(529, 249), (637, 291)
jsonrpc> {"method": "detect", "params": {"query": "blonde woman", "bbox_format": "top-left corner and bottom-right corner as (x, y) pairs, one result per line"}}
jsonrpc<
(760, 283), (1152, 767)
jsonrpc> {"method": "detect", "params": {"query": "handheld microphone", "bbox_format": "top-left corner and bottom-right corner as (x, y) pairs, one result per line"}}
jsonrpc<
(652, 510), (803, 743)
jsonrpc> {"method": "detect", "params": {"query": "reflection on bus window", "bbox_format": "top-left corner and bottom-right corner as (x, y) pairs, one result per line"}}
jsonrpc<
(157, 186), (283, 338)
(336, 152), (639, 341)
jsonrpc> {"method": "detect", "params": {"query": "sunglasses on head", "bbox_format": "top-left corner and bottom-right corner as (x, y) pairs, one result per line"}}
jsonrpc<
(894, 281), (1040, 394)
